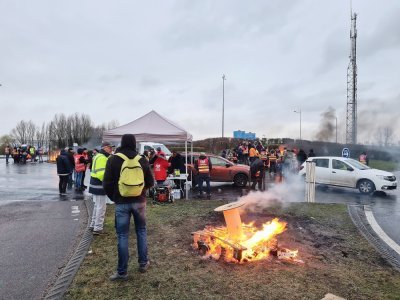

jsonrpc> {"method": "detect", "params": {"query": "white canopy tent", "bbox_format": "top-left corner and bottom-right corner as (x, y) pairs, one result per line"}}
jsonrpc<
(102, 110), (193, 199)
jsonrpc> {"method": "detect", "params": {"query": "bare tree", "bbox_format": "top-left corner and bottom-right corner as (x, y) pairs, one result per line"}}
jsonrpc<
(374, 128), (383, 146)
(50, 114), (69, 148)
(383, 127), (394, 146)
(26, 121), (37, 145)
(36, 122), (48, 148)
(11, 120), (28, 144)
(79, 114), (93, 145)
(375, 127), (395, 146)
(107, 120), (119, 130)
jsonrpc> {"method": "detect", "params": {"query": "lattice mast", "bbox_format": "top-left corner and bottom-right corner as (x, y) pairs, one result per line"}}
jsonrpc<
(346, 12), (358, 144)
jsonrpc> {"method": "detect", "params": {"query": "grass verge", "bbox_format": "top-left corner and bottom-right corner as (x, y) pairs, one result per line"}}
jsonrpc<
(66, 199), (400, 300)
(369, 159), (399, 172)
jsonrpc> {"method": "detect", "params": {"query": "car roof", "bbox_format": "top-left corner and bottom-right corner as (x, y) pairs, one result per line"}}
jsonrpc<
(307, 156), (353, 160)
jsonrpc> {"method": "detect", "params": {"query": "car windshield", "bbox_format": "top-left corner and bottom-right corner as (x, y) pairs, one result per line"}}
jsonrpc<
(346, 158), (370, 170)
(144, 144), (171, 155)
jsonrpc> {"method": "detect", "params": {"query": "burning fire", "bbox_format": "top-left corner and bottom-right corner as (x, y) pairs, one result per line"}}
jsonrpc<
(192, 202), (301, 263)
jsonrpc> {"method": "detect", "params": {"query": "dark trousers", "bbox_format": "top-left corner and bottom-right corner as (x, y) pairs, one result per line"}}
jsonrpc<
(198, 174), (211, 196)
(67, 173), (73, 189)
(81, 169), (86, 187)
(251, 178), (263, 190)
(5, 154), (10, 164)
(59, 175), (69, 193)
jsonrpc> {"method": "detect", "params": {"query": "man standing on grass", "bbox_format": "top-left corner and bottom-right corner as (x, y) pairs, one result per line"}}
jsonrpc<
(89, 142), (113, 235)
(103, 134), (154, 281)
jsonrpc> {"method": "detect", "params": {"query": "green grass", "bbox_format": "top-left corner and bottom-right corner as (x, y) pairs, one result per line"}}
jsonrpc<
(65, 199), (400, 300)
(369, 159), (399, 172)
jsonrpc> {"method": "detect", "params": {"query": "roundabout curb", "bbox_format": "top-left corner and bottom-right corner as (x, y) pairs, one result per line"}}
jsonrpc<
(44, 199), (94, 300)
(348, 204), (400, 271)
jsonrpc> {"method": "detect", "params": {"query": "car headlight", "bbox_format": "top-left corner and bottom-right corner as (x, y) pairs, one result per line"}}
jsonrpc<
(376, 175), (392, 181)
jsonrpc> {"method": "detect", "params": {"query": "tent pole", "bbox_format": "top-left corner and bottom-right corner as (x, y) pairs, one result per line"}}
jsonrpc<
(185, 140), (188, 200)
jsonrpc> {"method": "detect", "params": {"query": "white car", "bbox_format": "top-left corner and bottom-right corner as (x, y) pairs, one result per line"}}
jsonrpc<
(299, 156), (397, 194)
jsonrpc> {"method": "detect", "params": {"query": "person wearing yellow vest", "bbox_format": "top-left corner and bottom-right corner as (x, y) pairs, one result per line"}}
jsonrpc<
(29, 146), (36, 162)
(89, 141), (114, 235)
(195, 152), (213, 199)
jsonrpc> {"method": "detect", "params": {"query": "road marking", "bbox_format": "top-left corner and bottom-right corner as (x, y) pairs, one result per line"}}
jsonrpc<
(364, 205), (400, 255)
(71, 205), (80, 215)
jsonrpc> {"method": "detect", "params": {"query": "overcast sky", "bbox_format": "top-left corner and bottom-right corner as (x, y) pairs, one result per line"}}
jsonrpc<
(0, 0), (399, 143)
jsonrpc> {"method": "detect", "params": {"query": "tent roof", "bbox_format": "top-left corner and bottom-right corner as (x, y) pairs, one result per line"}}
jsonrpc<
(102, 110), (193, 143)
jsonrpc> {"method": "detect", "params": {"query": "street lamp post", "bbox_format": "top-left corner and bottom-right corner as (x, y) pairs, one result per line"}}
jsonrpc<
(222, 74), (226, 138)
(294, 108), (302, 142)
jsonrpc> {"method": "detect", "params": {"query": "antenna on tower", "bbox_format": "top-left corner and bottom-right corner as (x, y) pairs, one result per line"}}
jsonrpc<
(346, 6), (358, 144)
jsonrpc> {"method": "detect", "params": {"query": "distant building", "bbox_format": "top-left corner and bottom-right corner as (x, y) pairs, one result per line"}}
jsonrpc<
(233, 130), (256, 140)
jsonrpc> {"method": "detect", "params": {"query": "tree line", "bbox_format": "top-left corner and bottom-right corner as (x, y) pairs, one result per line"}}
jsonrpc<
(1, 113), (119, 152)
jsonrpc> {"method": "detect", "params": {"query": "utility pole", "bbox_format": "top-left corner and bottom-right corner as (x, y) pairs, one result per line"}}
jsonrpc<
(346, 10), (358, 144)
(222, 74), (226, 138)
(294, 108), (301, 142)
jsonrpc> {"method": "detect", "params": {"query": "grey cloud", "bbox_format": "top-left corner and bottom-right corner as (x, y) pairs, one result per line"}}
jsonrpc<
(164, 1), (300, 49)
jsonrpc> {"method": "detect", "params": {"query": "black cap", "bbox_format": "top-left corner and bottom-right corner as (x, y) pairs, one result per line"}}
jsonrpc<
(101, 141), (114, 148)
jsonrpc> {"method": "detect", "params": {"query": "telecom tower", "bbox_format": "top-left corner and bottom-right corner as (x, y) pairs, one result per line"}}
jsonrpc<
(346, 12), (358, 144)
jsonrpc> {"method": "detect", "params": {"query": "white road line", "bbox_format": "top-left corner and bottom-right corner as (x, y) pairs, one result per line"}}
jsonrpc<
(364, 205), (400, 255)
(71, 205), (80, 214)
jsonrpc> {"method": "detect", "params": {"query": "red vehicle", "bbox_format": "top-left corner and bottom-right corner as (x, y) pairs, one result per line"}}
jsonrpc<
(185, 152), (250, 187)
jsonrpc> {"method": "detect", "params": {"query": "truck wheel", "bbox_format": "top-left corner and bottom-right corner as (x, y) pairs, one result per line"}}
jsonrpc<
(358, 179), (375, 194)
(234, 174), (248, 187)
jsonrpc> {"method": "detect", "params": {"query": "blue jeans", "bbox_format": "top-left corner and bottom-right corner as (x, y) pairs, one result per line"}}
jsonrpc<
(75, 172), (83, 189)
(198, 174), (211, 196)
(115, 202), (148, 275)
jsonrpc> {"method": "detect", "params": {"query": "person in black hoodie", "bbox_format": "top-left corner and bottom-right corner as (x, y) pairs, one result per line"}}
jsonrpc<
(66, 148), (75, 189)
(103, 134), (154, 281)
(168, 150), (186, 194)
(56, 149), (72, 196)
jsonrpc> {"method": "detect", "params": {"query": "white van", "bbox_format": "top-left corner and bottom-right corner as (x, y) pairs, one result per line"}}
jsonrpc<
(137, 142), (172, 157)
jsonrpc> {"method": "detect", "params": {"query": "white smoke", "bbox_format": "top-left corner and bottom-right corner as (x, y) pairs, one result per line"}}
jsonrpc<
(237, 173), (305, 213)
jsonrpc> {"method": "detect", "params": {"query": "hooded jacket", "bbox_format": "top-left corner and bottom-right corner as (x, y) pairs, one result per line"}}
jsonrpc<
(103, 134), (154, 204)
(56, 150), (73, 175)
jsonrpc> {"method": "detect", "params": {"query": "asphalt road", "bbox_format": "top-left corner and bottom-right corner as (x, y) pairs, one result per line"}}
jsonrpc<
(0, 159), (86, 299)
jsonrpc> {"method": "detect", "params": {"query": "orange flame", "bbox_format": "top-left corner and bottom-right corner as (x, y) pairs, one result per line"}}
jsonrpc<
(193, 218), (298, 263)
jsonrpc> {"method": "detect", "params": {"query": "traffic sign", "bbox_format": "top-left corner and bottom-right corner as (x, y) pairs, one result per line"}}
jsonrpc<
(342, 148), (350, 158)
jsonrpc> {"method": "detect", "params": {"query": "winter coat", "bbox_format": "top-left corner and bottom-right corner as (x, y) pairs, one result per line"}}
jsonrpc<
(89, 150), (110, 195)
(103, 147), (154, 204)
(250, 157), (264, 179)
(56, 150), (73, 176)
(168, 153), (186, 174)
(153, 156), (169, 181)
(67, 152), (75, 168)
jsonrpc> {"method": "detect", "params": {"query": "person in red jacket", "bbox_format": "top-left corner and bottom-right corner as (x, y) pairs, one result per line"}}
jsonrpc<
(153, 153), (170, 185)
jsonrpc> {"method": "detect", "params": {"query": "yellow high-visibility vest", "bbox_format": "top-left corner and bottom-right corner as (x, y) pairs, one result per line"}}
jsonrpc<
(91, 153), (109, 181)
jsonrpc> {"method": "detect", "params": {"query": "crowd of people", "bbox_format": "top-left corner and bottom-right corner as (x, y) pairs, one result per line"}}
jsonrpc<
(4, 144), (44, 164)
(220, 141), (317, 190)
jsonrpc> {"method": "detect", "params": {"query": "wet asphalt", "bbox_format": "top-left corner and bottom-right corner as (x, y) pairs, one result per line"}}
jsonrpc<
(0, 159), (86, 299)
(0, 158), (399, 298)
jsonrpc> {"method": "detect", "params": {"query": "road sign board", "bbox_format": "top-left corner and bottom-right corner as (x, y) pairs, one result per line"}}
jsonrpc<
(342, 148), (350, 158)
